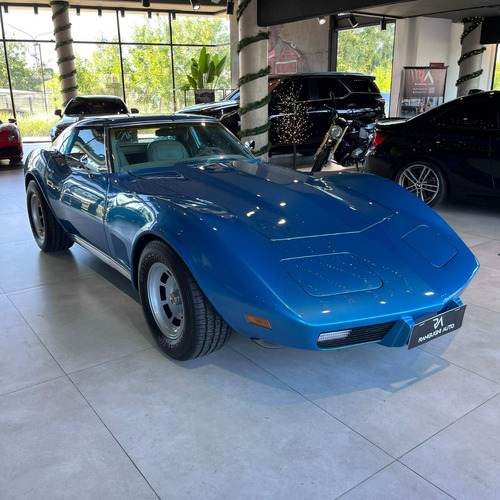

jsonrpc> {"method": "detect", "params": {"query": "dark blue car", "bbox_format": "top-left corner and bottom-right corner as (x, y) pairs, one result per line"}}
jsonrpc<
(25, 114), (478, 360)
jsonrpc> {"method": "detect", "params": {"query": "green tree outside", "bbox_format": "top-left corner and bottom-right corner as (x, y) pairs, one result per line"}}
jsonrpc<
(63, 15), (231, 114)
(337, 24), (395, 93)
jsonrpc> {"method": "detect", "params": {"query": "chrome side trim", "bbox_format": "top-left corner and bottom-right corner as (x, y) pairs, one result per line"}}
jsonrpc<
(73, 235), (131, 281)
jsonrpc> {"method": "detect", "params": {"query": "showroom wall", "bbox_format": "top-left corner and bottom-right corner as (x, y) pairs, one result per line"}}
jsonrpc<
(268, 18), (330, 74)
(390, 17), (496, 116)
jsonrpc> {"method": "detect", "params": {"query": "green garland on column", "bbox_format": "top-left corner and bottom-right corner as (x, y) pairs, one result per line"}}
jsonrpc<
(456, 16), (485, 87)
(50, 1), (78, 94)
(236, 0), (271, 157)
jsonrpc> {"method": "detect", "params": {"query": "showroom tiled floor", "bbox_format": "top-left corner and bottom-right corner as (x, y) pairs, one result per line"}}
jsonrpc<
(1, 157), (499, 499)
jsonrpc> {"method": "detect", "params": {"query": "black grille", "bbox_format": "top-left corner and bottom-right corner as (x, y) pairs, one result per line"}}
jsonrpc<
(317, 321), (397, 349)
(0, 146), (21, 156)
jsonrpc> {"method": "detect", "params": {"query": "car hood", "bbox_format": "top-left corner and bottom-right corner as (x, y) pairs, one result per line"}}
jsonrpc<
(130, 160), (394, 240)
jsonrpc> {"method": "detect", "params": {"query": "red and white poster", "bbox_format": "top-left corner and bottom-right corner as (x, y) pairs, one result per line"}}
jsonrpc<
(399, 66), (447, 117)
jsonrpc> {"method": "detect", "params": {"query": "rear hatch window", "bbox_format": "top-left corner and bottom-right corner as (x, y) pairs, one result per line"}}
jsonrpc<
(341, 77), (380, 94)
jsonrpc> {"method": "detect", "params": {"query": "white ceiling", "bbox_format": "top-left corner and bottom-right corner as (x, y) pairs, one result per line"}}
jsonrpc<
(354, 0), (500, 23)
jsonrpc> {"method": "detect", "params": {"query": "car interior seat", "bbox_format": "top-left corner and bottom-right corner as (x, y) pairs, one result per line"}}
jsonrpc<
(147, 139), (190, 162)
(112, 147), (130, 172)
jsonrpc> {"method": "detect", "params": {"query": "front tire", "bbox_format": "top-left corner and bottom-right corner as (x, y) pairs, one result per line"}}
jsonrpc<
(26, 180), (73, 252)
(311, 148), (330, 172)
(395, 160), (446, 206)
(138, 241), (231, 360)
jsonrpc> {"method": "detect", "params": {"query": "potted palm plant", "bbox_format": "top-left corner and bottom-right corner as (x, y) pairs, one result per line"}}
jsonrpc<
(184, 47), (228, 103)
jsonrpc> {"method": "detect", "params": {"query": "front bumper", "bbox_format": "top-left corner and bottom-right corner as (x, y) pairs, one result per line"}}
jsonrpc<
(315, 297), (464, 350)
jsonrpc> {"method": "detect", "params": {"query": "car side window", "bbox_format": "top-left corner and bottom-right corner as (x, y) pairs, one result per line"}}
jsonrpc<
(68, 128), (107, 172)
(435, 100), (499, 130)
(274, 79), (310, 102)
(316, 78), (348, 100)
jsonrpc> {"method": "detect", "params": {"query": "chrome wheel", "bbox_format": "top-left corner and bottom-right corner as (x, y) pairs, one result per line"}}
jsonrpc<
(29, 191), (46, 243)
(396, 162), (444, 206)
(26, 180), (73, 252)
(147, 261), (184, 341)
(138, 241), (232, 360)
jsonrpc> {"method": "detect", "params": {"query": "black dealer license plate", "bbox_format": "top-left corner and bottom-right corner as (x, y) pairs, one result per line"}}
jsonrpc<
(408, 305), (466, 349)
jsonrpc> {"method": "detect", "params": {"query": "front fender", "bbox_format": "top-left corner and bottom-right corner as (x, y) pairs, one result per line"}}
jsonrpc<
(127, 198), (299, 338)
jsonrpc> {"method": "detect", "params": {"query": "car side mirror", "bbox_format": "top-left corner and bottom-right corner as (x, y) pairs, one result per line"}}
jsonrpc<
(54, 109), (62, 117)
(131, 108), (139, 114)
(244, 140), (255, 151)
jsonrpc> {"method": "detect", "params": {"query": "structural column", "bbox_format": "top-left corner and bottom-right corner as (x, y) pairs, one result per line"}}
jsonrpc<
(456, 16), (486, 96)
(50, 1), (77, 104)
(237, 0), (270, 158)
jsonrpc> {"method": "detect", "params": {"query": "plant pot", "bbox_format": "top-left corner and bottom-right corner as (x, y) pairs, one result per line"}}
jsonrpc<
(195, 89), (215, 104)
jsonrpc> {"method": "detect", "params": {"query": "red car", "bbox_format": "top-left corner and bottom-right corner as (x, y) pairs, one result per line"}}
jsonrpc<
(0, 118), (23, 164)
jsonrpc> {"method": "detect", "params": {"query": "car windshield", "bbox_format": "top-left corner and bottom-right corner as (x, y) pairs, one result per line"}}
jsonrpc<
(65, 99), (128, 116)
(110, 121), (254, 173)
(223, 88), (239, 101)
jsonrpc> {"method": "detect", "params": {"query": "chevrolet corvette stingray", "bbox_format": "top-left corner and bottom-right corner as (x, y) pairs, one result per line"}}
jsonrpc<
(24, 114), (478, 360)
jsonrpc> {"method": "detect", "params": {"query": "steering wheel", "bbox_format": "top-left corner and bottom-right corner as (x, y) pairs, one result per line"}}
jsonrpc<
(194, 146), (225, 157)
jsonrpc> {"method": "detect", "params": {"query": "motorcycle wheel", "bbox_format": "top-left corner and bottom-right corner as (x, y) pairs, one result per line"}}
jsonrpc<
(311, 149), (330, 172)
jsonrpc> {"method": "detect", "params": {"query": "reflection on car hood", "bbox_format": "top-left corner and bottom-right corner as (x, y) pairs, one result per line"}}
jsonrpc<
(131, 160), (394, 240)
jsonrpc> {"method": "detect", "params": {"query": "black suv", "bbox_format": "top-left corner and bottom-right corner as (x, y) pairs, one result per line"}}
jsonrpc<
(50, 95), (139, 141)
(177, 73), (385, 155)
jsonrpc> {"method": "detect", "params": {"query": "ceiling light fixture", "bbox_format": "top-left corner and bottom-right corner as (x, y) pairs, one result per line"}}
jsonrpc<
(381, 16), (387, 30)
(317, 16), (326, 25)
(142, 0), (150, 8)
(34, 6), (38, 14)
(190, 0), (200, 10)
(76, 7), (80, 15)
(98, 7), (102, 16)
(348, 13), (358, 28)
(226, 1), (234, 15)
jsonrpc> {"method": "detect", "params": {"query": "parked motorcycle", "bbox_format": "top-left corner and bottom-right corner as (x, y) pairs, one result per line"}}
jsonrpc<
(311, 108), (375, 172)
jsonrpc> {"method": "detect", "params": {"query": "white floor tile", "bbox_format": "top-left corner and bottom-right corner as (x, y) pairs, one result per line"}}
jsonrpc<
(0, 377), (157, 499)
(8, 274), (154, 373)
(401, 394), (500, 500)
(339, 461), (451, 500)
(71, 348), (392, 499)
(0, 294), (64, 395)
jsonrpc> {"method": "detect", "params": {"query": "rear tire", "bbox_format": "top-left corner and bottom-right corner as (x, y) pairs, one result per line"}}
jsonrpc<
(395, 160), (446, 206)
(138, 241), (231, 360)
(26, 180), (73, 252)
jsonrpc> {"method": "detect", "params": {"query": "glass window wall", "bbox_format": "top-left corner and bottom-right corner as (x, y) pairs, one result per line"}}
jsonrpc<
(0, 7), (230, 137)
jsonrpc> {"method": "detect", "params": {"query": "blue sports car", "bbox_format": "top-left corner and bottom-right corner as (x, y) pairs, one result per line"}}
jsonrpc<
(25, 114), (479, 360)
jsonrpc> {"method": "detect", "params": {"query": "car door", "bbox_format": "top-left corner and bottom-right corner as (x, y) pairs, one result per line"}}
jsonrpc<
(430, 97), (496, 198)
(55, 126), (110, 252)
(268, 77), (314, 148)
(307, 76), (352, 143)
(487, 96), (500, 194)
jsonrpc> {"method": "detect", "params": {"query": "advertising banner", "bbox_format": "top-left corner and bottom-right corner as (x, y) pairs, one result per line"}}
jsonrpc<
(399, 66), (447, 117)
